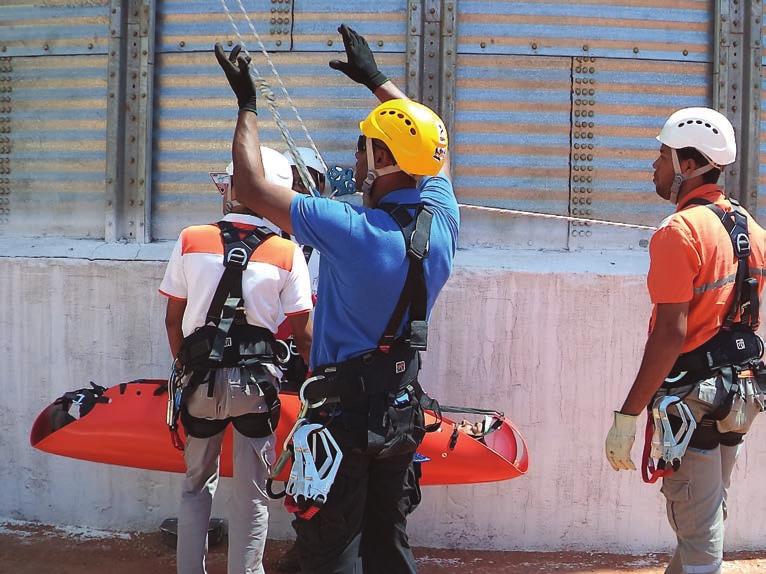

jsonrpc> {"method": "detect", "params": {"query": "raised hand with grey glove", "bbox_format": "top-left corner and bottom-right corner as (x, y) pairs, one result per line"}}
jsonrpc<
(605, 411), (638, 471)
(214, 43), (258, 114)
(328, 24), (388, 92)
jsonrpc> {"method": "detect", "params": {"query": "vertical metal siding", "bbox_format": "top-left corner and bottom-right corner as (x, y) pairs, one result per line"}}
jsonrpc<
(571, 58), (710, 249)
(455, 0), (713, 249)
(0, 1), (110, 56)
(453, 54), (572, 248)
(3, 55), (108, 238)
(292, 0), (407, 53)
(156, 0), (289, 53)
(457, 0), (712, 61)
(151, 50), (403, 239)
(759, 21), (766, 224)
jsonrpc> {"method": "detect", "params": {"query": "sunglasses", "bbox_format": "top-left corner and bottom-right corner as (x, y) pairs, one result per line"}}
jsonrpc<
(357, 135), (367, 153)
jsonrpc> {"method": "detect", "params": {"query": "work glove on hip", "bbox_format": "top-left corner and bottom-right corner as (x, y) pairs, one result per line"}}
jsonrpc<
(605, 411), (638, 471)
(329, 24), (388, 92)
(214, 43), (258, 114)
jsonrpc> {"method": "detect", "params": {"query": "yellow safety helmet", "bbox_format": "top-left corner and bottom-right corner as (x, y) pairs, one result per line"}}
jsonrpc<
(359, 99), (448, 177)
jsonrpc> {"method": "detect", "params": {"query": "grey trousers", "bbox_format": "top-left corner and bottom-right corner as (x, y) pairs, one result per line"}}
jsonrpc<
(662, 443), (741, 574)
(177, 369), (276, 574)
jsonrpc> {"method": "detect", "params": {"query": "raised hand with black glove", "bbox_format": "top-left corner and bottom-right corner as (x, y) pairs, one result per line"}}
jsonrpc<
(214, 43), (258, 114)
(328, 24), (388, 92)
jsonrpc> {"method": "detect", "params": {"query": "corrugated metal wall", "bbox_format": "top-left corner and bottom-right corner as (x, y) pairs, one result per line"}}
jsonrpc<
(0, 1), (110, 238)
(454, 0), (713, 249)
(151, 0), (405, 239)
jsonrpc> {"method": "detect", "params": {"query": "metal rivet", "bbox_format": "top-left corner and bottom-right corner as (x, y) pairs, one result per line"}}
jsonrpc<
(531, 42), (538, 50)
(179, 41), (185, 47)
(583, 44), (589, 52)
(276, 40), (282, 47)
(88, 43), (94, 50)
(377, 41), (384, 47)
(327, 40), (333, 46)
(633, 47), (639, 54)
(480, 42), (486, 49)
(682, 49), (689, 56)
(43, 44), (49, 51)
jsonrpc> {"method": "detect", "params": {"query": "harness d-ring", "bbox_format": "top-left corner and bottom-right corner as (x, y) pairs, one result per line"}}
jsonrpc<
(299, 375), (328, 409)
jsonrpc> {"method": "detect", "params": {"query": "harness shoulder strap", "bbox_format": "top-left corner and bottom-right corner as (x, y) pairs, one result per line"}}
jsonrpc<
(687, 199), (757, 329)
(206, 222), (275, 362)
(377, 203), (433, 351)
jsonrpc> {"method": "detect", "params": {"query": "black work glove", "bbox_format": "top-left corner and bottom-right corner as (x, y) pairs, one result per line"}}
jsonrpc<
(214, 43), (258, 114)
(328, 24), (388, 92)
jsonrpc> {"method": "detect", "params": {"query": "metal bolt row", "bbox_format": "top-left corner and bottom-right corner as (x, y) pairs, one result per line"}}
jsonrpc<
(0, 65), (8, 223)
(571, 56), (597, 231)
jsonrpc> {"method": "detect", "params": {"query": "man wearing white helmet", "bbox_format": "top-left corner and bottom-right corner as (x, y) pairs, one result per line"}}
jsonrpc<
(605, 108), (766, 574)
(284, 146), (326, 197)
(162, 145), (313, 574)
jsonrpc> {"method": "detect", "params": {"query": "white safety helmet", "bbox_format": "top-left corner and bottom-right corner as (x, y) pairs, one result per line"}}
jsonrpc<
(656, 107), (736, 203)
(283, 147), (325, 174)
(211, 146), (293, 214)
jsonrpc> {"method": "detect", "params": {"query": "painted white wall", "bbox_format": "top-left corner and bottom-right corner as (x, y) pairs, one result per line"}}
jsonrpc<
(2, 242), (765, 552)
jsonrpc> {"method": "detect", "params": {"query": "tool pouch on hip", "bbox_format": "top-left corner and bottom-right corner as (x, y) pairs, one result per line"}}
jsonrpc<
(715, 368), (765, 436)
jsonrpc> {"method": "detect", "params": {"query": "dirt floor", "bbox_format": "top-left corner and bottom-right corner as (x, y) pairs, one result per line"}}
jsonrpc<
(1, 521), (765, 573)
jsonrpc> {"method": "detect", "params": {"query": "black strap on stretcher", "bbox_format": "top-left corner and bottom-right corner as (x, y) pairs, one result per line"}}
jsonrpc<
(377, 203), (433, 351)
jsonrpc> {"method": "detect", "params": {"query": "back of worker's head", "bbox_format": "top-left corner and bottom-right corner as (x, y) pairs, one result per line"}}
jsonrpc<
(211, 146), (293, 215)
(656, 108), (736, 195)
(283, 147), (326, 195)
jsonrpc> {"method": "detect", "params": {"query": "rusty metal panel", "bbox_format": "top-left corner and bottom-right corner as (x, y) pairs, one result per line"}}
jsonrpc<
(569, 57), (710, 249)
(452, 54), (572, 248)
(457, 0), (713, 62)
(0, 0), (111, 56)
(151, 50), (404, 240)
(1, 54), (108, 238)
(292, 0), (407, 52)
(156, 0), (291, 53)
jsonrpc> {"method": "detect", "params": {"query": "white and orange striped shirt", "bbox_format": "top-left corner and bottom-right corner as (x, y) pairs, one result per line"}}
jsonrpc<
(159, 213), (313, 338)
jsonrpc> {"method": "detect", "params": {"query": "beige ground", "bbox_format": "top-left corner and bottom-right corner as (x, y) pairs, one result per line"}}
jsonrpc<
(1, 521), (765, 573)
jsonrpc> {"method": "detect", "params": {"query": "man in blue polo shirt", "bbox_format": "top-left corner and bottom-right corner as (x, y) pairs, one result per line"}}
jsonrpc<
(215, 23), (458, 574)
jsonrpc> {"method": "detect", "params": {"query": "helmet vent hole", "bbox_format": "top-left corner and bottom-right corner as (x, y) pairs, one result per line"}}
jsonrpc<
(379, 111), (386, 116)
(712, 128), (719, 134)
(397, 113), (404, 118)
(695, 120), (702, 124)
(388, 111), (396, 115)
(686, 120), (693, 124)
(705, 123), (711, 128)
(404, 119), (412, 126)
(678, 123), (684, 128)
(410, 128), (417, 136)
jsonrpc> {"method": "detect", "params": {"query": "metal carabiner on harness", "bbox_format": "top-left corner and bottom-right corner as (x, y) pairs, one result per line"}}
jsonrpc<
(643, 395), (697, 483)
(285, 422), (344, 514)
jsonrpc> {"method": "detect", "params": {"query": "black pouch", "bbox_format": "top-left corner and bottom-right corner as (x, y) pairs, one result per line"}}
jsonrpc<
(180, 407), (230, 439)
(378, 387), (426, 459)
(178, 325), (217, 370)
(232, 411), (276, 439)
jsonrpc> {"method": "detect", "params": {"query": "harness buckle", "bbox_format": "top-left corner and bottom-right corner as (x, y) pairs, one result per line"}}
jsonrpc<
(226, 246), (249, 268)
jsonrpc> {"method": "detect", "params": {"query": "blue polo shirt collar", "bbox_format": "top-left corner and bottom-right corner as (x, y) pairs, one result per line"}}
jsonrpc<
(377, 187), (421, 207)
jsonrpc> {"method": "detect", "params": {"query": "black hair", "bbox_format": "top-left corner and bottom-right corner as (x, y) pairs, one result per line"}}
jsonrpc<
(676, 146), (722, 184)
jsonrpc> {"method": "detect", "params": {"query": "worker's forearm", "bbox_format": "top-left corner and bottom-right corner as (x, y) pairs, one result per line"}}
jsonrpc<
(166, 325), (184, 360)
(373, 80), (407, 103)
(620, 330), (685, 415)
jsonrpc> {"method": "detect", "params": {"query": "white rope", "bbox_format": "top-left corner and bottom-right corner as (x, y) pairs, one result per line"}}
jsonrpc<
(219, 0), (320, 197)
(458, 204), (657, 231)
(231, 0), (328, 174)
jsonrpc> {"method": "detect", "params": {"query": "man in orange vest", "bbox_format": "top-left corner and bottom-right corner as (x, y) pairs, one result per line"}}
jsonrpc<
(605, 108), (766, 574)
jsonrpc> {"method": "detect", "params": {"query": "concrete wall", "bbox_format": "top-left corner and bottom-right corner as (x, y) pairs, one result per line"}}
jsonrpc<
(2, 241), (766, 552)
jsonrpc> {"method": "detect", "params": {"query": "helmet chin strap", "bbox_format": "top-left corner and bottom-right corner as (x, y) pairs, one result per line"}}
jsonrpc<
(669, 148), (717, 204)
(361, 141), (401, 197)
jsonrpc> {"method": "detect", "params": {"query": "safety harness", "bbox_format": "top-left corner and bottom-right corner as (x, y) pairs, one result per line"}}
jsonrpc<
(643, 198), (763, 482)
(167, 221), (281, 449)
(267, 202), (443, 519)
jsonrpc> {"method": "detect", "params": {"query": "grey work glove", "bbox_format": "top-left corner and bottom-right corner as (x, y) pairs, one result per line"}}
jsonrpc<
(328, 24), (388, 92)
(214, 43), (258, 114)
